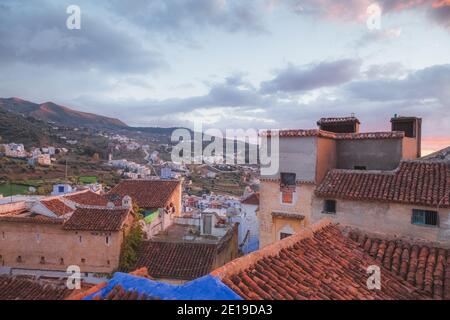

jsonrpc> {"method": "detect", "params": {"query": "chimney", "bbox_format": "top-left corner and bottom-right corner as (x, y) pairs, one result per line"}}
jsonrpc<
(317, 116), (360, 133)
(390, 116), (422, 158)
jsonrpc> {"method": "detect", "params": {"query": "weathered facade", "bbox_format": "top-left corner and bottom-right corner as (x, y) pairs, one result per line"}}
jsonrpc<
(258, 116), (426, 247)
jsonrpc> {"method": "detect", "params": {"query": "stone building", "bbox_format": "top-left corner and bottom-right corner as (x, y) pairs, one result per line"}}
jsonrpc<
(258, 115), (426, 247)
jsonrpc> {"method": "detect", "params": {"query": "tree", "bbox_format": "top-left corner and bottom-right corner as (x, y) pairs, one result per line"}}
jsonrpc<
(118, 223), (144, 272)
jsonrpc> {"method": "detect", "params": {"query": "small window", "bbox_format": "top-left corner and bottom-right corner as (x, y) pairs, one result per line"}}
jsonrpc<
(107, 260), (110, 265)
(280, 172), (296, 186)
(81, 258), (86, 264)
(280, 232), (292, 240)
(412, 209), (438, 227)
(105, 236), (110, 245)
(79, 236), (82, 243)
(40, 256), (45, 264)
(281, 190), (293, 204)
(36, 233), (41, 242)
(1, 231), (5, 240)
(58, 186), (65, 193)
(354, 166), (367, 170)
(323, 200), (336, 214)
(17, 256), (22, 263)
(60, 258), (64, 265)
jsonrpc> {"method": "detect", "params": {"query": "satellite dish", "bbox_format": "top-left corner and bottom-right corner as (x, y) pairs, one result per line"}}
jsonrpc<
(28, 186), (36, 193)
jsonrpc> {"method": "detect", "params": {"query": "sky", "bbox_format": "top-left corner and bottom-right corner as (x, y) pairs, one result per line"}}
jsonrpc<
(0, 0), (449, 154)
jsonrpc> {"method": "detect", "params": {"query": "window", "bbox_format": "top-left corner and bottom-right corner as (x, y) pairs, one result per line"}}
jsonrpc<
(17, 256), (22, 263)
(1, 231), (5, 240)
(280, 232), (292, 240)
(79, 236), (82, 243)
(60, 258), (64, 265)
(280, 172), (296, 186)
(58, 186), (65, 193)
(81, 258), (86, 264)
(323, 200), (336, 214)
(354, 166), (367, 170)
(412, 209), (438, 227)
(40, 256), (45, 264)
(281, 190), (293, 204)
(36, 233), (41, 242)
(105, 236), (110, 245)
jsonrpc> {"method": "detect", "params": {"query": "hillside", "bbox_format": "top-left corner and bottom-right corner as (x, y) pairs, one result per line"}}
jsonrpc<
(0, 97), (127, 129)
(0, 106), (53, 147)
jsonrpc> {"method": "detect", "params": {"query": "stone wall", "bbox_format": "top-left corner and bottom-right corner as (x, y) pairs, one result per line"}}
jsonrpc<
(0, 221), (125, 273)
(312, 197), (450, 246)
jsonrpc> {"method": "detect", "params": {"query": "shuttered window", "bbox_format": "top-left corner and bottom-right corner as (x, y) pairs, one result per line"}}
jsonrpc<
(411, 209), (438, 227)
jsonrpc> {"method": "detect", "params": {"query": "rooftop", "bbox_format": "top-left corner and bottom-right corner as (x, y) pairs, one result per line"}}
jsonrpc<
(63, 207), (131, 231)
(64, 190), (109, 206)
(41, 199), (73, 216)
(260, 129), (404, 140)
(0, 275), (72, 300)
(135, 241), (217, 280)
(108, 180), (180, 208)
(347, 229), (450, 300)
(211, 219), (428, 300)
(317, 116), (360, 125)
(316, 161), (449, 208)
(241, 193), (260, 205)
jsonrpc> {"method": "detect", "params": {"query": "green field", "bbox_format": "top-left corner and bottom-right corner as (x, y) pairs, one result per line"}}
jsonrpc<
(0, 183), (30, 196)
(79, 176), (97, 184)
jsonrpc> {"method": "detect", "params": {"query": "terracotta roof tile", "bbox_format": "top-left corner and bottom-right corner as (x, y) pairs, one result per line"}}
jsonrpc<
(316, 161), (450, 208)
(212, 220), (428, 300)
(135, 241), (217, 280)
(108, 180), (180, 208)
(63, 207), (130, 231)
(317, 117), (360, 125)
(260, 129), (404, 140)
(348, 230), (450, 300)
(42, 199), (73, 216)
(64, 191), (109, 206)
(0, 276), (71, 300)
(241, 193), (259, 205)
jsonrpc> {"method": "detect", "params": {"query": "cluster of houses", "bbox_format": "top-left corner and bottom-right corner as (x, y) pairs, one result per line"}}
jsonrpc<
(0, 143), (67, 166)
(0, 115), (449, 300)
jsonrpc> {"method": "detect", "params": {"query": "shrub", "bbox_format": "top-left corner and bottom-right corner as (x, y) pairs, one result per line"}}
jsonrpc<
(118, 222), (144, 272)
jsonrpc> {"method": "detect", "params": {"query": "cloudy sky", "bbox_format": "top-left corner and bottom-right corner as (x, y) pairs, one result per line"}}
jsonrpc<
(0, 0), (449, 154)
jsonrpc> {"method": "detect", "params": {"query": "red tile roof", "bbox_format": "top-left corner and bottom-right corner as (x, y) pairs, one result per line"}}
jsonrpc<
(42, 199), (73, 216)
(64, 190), (109, 206)
(348, 230), (450, 300)
(241, 193), (259, 205)
(0, 214), (64, 225)
(135, 241), (217, 280)
(212, 220), (428, 300)
(316, 161), (450, 208)
(108, 180), (180, 208)
(260, 129), (404, 140)
(317, 117), (360, 125)
(0, 276), (71, 300)
(63, 207), (130, 231)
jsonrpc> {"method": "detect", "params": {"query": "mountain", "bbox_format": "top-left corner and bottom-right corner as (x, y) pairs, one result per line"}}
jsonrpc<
(0, 97), (127, 129)
(0, 106), (53, 147)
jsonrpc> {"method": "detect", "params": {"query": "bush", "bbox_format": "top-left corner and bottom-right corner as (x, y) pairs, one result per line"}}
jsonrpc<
(118, 223), (144, 272)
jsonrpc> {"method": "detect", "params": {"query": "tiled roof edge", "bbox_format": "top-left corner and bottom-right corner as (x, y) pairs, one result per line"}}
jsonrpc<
(211, 218), (333, 279)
